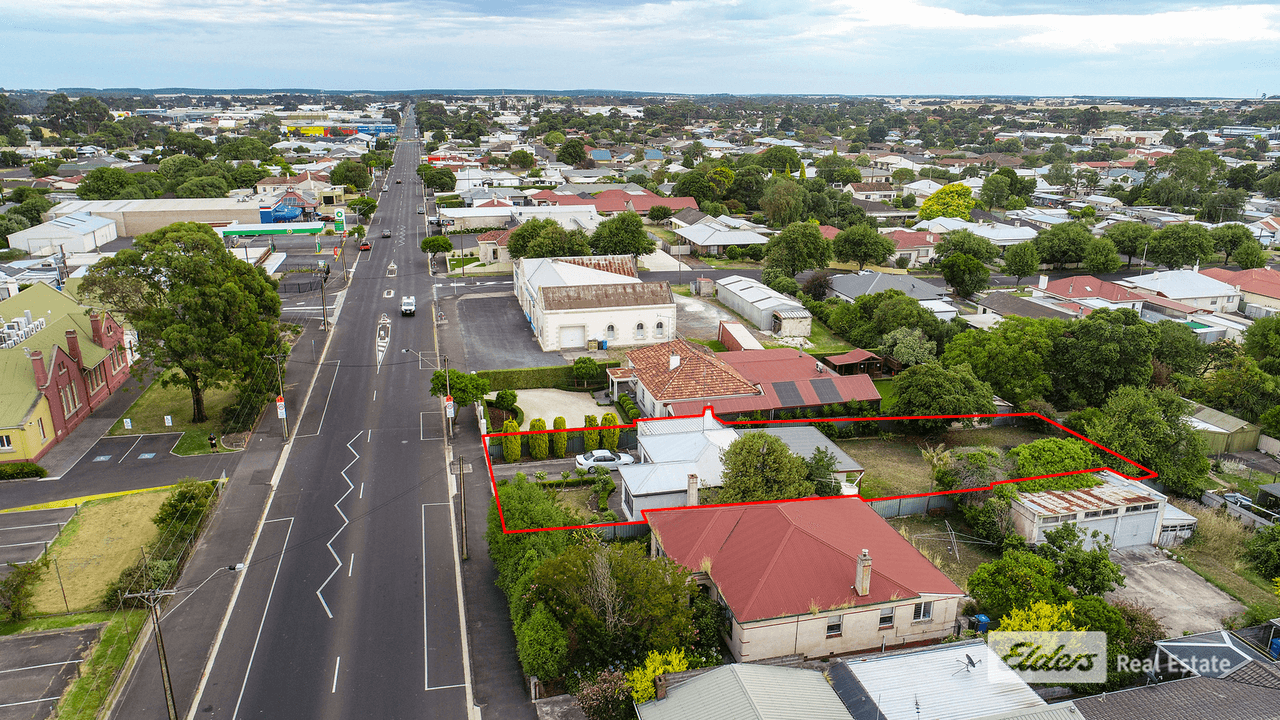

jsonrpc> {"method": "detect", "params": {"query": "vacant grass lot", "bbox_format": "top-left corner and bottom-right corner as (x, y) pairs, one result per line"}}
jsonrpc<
(31, 490), (168, 613)
(107, 372), (238, 456)
(886, 514), (1000, 593)
(1171, 499), (1280, 624)
(873, 379), (896, 413)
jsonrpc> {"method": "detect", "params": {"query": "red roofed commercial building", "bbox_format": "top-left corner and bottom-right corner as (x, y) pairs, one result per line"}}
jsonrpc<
(648, 497), (963, 661)
(621, 340), (881, 418)
(1200, 266), (1280, 318)
(530, 188), (699, 217)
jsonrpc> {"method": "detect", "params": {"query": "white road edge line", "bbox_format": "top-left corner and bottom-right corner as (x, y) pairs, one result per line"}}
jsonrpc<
(422, 502), (429, 691)
(0, 697), (60, 709)
(316, 432), (361, 618)
(293, 360), (342, 439)
(230, 516), (294, 720)
(186, 303), (346, 720)
(445, 475), (479, 716)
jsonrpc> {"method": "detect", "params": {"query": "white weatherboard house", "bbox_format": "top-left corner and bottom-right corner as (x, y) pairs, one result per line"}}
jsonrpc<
(513, 255), (676, 351)
(1118, 269), (1241, 313)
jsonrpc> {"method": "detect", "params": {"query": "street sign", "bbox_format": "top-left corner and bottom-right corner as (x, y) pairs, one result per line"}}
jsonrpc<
(276, 395), (286, 419)
(164, 415), (172, 427)
(123, 418), (132, 430)
(446, 402), (455, 418)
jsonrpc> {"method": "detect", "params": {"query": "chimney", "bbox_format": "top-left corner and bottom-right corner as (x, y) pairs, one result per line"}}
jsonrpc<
(654, 675), (668, 701)
(89, 312), (104, 346)
(669, 353), (680, 371)
(854, 549), (872, 596)
(64, 329), (81, 365)
(687, 474), (699, 507)
(1038, 275), (1048, 289)
(31, 350), (48, 388)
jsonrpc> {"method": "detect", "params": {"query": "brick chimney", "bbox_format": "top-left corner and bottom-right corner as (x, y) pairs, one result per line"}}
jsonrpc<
(654, 675), (668, 701)
(853, 549), (872, 596)
(31, 350), (48, 388)
(687, 474), (699, 507)
(64, 329), (81, 365)
(89, 312), (104, 346)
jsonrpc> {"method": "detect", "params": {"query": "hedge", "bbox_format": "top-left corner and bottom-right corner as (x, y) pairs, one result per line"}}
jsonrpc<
(477, 362), (620, 391)
(0, 462), (47, 481)
(552, 417), (567, 457)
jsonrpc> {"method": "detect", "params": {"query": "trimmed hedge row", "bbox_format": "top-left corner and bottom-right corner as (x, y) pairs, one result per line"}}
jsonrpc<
(0, 462), (47, 481)
(477, 362), (620, 391)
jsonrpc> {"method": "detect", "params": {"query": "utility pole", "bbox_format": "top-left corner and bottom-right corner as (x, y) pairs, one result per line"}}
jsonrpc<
(455, 455), (468, 560)
(125, 556), (179, 720)
(319, 270), (329, 331)
(266, 350), (289, 439)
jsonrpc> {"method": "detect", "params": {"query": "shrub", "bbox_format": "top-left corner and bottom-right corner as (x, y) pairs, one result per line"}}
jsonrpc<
(595, 469), (616, 511)
(502, 419), (521, 462)
(516, 602), (569, 680)
(151, 480), (217, 560)
(894, 255), (911, 269)
(647, 205), (673, 222)
(0, 559), (46, 621)
(529, 418), (548, 460)
(583, 415), (600, 452)
(0, 462), (47, 480)
(577, 670), (633, 720)
(552, 417), (567, 457)
(746, 244), (765, 261)
(768, 276), (800, 296)
(626, 649), (689, 704)
(494, 389), (518, 411)
(600, 412), (620, 451)
(1245, 524), (1280, 580)
(103, 557), (178, 608)
(725, 245), (742, 260)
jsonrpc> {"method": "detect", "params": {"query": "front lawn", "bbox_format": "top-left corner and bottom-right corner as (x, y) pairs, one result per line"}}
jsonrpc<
(448, 256), (480, 270)
(873, 378), (896, 413)
(107, 372), (238, 456)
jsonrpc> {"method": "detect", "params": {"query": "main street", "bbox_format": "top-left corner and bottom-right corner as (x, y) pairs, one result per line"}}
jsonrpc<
(165, 119), (472, 720)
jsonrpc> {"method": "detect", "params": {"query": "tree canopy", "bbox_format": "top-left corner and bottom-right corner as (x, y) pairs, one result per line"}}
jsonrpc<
(765, 222), (832, 277)
(917, 183), (975, 221)
(717, 431), (813, 503)
(589, 211), (656, 256)
(832, 224), (895, 271)
(891, 362), (997, 434)
(80, 223), (282, 423)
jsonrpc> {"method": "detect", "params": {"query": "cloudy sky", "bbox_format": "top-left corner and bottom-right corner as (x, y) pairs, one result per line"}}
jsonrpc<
(8, 0), (1280, 96)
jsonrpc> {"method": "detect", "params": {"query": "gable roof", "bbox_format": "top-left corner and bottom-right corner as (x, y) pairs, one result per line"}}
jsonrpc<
(818, 225), (841, 240)
(1041, 275), (1144, 302)
(884, 229), (939, 250)
(825, 349), (879, 365)
(636, 664), (855, 720)
(978, 292), (1076, 320)
(1072, 675), (1280, 720)
(830, 272), (944, 301)
(671, 207), (709, 225)
(519, 255), (638, 289)
(1200, 266), (1280, 300)
(475, 228), (514, 247)
(627, 338), (760, 403)
(1120, 269), (1238, 300)
(648, 496), (962, 622)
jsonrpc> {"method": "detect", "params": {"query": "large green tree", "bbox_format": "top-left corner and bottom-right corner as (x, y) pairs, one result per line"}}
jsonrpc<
(1103, 222), (1155, 268)
(1037, 523), (1126, 597)
(556, 138), (586, 166)
(941, 317), (1063, 409)
(1147, 223), (1213, 270)
(1085, 386), (1209, 496)
(940, 253), (990, 298)
(590, 211), (655, 256)
(81, 223), (282, 423)
(1002, 241), (1040, 287)
(764, 222), (832, 277)
(330, 160), (371, 190)
(1049, 308), (1155, 409)
(1201, 356), (1280, 423)
(717, 431), (813, 503)
(967, 551), (1071, 619)
(1233, 238), (1268, 270)
(891, 362), (997, 434)
(77, 167), (134, 200)
(1210, 224), (1254, 267)
(935, 229), (999, 264)
(1033, 221), (1091, 270)
(417, 165), (456, 192)
(760, 179), (808, 226)
(832, 224), (895, 270)
(1081, 237), (1122, 275)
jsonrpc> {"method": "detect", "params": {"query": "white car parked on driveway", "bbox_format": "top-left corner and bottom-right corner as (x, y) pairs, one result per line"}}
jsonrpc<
(575, 449), (635, 471)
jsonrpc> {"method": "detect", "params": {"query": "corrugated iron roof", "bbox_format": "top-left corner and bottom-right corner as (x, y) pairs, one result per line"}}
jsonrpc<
(541, 281), (673, 311)
(648, 497), (961, 623)
(636, 664), (856, 720)
(1016, 475), (1156, 516)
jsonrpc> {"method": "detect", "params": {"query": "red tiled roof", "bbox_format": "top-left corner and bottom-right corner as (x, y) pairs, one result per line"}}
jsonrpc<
(1201, 267), (1280, 300)
(648, 497), (962, 622)
(845, 183), (895, 193)
(1042, 275), (1145, 302)
(668, 349), (880, 414)
(556, 254), (638, 278)
(626, 339), (760, 404)
(884, 229), (938, 250)
(818, 225), (840, 240)
(476, 228), (513, 247)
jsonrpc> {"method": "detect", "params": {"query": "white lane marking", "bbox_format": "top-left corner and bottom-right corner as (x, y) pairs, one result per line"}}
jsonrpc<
(375, 314), (391, 374)
(0, 659), (82, 674)
(373, 390), (377, 401)
(231, 517), (294, 720)
(348, 553), (354, 577)
(117, 436), (142, 464)
(359, 482), (364, 499)
(422, 503), (429, 691)
(316, 433), (361, 618)
(367, 429), (371, 442)
(425, 684), (465, 691)
(0, 522), (66, 531)
(293, 360), (341, 439)
(332, 656), (341, 693)
(0, 697), (60, 709)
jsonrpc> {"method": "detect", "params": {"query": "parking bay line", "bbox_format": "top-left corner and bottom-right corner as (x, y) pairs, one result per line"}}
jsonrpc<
(421, 502), (454, 692)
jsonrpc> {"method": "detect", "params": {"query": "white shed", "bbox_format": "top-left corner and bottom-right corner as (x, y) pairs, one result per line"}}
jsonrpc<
(7, 212), (118, 256)
(714, 275), (811, 336)
(1011, 471), (1170, 549)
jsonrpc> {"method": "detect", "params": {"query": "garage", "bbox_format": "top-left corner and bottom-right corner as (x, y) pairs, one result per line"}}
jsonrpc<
(558, 325), (586, 350)
(1011, 470), (1169, 549)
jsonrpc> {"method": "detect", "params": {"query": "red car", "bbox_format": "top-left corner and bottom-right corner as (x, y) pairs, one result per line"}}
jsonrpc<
(359, 240), (372, 251)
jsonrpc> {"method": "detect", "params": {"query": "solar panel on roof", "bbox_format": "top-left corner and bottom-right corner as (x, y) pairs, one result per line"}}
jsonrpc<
(772, 381), (804, 407)
(811, 377), (843, 404)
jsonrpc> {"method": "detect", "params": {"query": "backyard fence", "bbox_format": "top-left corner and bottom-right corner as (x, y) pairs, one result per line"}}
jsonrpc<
(866, 494), (956, 519)
(1200, 492), (1276, 529)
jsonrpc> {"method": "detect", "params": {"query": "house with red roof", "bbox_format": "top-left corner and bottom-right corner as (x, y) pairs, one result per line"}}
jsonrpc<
(1200, 266), (1280, 318)
(883, 229), (939, 268)
(648, 496), (964, 661)
(475, 227), (514, 264)
(1031, 274), (1145, 312)
(530, 187), (699, 217)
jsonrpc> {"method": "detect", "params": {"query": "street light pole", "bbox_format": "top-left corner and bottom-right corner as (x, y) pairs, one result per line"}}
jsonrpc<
(266, 351), (288, 440)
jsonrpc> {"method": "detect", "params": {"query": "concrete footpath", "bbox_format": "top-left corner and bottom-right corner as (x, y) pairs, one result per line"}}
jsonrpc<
(456, 403), (538, 720)
(105, 327), (317, 720)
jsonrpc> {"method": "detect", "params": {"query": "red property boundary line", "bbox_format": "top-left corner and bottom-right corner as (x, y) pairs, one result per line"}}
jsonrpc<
(481, 407), (1157, 535)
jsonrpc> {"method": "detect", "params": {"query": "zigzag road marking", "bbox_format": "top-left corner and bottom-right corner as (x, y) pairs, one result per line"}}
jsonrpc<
(316, 431), (361, 618)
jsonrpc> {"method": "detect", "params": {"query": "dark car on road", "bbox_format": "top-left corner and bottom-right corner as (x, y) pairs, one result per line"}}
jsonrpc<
(381, 229), (391, 238)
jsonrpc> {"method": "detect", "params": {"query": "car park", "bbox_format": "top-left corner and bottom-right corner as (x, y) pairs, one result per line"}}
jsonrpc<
(575, 449), (635, 471)
(359, 239), (372, 251)
(400, 296), (416, 316)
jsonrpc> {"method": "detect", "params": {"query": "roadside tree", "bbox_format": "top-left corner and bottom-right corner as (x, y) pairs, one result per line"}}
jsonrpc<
(765, 221), (832, 277)
(1002, 242), (1040, 288)
(590, 211), (655, 256)
(940, 253), (989, 298)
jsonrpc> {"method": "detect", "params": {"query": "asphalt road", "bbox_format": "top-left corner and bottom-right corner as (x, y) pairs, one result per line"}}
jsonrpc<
(175, 122), (471, 720)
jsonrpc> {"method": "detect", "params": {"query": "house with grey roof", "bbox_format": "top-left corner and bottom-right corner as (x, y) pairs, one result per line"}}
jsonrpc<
(829, 272), (958, 320)
(636, 663), (855, 720)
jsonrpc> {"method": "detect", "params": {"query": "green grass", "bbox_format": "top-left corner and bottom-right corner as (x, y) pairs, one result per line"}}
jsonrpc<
(839, 437), (935, 497)
(107, 373), (237, 457)
(874, 379), (896, 413)
(886, 514), (1001, 593)
(802, 320), (852, 354)
(55, 610), (148, 720)
(686, 337), (728, 352)
(699, 257), (763, 269)
(448, 256), (480, 269)
(0, 610), (124, 636)
(672, 285), (692, 297)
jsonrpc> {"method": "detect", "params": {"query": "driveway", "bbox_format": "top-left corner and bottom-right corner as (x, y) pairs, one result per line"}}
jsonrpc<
(498, 388), (618, 430)
(674, 294), (743, 341)
(455, 294), (567, 371)
(1105, 547), (1245, 637)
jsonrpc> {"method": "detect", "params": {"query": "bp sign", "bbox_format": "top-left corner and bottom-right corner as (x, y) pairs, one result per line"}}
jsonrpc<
(334, 209), (346, 233)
